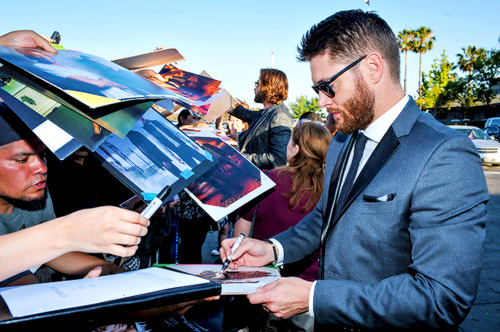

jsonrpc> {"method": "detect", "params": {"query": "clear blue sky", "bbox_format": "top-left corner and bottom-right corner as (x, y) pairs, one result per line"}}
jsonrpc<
(1, 0), (499, 109)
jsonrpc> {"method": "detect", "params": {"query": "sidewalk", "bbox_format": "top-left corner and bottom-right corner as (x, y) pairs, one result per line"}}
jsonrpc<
(460, 171), (500, 331)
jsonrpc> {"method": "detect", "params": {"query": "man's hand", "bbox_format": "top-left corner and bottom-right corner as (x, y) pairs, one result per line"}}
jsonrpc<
(55, 206), (149, 258)
(220, 238), (275, 270)
(0, 30), (57, 53)
(247, 277), (312, 319)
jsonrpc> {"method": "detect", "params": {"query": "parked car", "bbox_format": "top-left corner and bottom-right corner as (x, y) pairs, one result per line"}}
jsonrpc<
(485, 117), (500, 128)
(484, 126), (500, 142)
(448, 125), (500, 166)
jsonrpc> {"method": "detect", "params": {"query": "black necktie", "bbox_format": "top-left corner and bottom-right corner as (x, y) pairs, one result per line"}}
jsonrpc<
(335, 132), (368, 211)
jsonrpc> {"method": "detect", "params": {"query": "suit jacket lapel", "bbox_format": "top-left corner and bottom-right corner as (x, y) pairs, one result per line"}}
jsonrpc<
(324, 134), (355, 224)
(333, 127), (400, 223)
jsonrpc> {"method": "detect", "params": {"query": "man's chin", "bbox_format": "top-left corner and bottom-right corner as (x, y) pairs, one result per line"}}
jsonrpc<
(1, 189), (47, 206)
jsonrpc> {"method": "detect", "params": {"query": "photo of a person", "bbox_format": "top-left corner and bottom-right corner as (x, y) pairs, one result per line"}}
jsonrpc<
(186, 136), (262, 208)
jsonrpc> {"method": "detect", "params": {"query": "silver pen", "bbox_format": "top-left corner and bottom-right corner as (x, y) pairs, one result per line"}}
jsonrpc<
(220, 233), (245, 272)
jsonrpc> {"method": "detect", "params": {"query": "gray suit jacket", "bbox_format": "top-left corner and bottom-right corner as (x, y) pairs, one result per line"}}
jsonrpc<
(230, 103), (292, 169)
(274, 98), (489, 330)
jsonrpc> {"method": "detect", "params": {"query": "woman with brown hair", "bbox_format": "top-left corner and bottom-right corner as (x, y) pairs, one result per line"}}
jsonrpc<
(231, 120), (331, 331)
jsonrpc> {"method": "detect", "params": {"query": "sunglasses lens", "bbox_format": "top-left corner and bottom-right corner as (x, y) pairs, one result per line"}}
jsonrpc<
(319, 84), (334, 98)
(312, 83), (335, 98)
(325, 86), (335, 98)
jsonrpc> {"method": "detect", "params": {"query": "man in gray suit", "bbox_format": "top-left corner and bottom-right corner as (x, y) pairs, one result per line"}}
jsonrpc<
(221, 9), (489, 331)
(229, 68), (293, 170)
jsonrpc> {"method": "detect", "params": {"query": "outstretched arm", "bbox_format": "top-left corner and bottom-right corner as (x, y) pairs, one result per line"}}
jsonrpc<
(0, 206), (149, 282)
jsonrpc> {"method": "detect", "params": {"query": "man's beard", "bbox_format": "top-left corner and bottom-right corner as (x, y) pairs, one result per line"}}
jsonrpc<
(254, 90), (265, 104)
(328, 76), (375, 135)
(0, 189), (47, 210)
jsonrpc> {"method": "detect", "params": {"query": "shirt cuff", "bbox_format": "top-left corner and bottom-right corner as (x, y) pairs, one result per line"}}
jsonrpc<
(309, 280), (317, 317)
(268, 238), (284, 267)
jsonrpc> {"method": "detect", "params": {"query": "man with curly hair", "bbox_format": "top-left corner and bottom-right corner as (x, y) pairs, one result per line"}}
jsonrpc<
(229, 68), (293, 170)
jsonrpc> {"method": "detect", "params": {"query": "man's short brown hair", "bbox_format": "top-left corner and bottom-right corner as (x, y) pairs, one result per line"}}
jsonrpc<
(297, 9), (400, 83)
(259, 68), (288, 105)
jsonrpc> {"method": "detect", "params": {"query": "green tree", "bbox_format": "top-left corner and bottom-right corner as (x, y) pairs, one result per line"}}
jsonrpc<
(288, 95), (322, 119)
(456, 46), (487, 98)
(441, 77), (475, 109)
(397, 29), (416, 93)
(413, 27), (435, 108)
(472, 49), (500, 106)
(420, 51), (456, 109)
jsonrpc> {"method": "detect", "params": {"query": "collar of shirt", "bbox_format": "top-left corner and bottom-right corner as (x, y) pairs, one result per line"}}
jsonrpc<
(351, 94), (409, 181)
(361, 94), (409, 143)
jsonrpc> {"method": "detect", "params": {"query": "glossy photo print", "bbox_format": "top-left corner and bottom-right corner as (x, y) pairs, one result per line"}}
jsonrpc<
(0, 45), (177, 109)
(159, 64), (221, 104)
(0, 92), (81, 160)
(183, 131), (275, 221)
(0, 73), (111, 152)
(168, 264), (281, 295)
(94, 108), (213, 202)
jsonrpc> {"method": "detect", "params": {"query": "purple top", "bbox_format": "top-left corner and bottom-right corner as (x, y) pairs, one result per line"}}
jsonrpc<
(241, 168), (320, 281)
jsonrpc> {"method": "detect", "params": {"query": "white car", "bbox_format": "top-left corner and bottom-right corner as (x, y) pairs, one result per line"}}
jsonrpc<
(448, 125), (500, 166)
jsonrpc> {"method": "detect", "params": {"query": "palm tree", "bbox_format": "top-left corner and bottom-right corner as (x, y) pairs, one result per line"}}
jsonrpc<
(456, 46), (487, 95)
(397, 29), (416, 92)
(413, 27), (435, 108)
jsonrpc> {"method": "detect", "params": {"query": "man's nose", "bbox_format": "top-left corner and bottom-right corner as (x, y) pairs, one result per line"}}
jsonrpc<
(317, 91), (332, 108)
(32, 155), (48, 175)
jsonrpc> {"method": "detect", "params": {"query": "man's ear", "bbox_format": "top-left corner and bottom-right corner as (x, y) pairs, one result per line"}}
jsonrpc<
(363, 52), (384, 84)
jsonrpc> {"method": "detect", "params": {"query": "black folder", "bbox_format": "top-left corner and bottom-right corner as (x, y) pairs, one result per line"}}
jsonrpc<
(0, 268), (221, 331)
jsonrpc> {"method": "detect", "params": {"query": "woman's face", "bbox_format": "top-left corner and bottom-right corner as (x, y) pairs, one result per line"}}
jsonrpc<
(286, 136), (299, 162)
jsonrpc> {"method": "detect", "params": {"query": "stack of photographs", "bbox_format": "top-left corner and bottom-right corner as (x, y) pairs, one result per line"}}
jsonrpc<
(0, 45), (213, 204)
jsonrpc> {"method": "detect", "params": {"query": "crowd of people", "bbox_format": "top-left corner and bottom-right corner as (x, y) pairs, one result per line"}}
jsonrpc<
(0, 8), (490, 332)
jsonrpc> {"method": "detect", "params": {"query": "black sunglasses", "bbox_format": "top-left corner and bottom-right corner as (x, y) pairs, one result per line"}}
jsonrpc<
(311, 55), (367, 98)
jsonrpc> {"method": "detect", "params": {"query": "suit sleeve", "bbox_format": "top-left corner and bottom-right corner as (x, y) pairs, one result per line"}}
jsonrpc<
(244, 110), (292, 169)
(311, 134), (489, 329)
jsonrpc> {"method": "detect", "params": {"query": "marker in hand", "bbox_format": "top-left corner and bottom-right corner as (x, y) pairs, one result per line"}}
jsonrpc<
(221, 233), (245, 273)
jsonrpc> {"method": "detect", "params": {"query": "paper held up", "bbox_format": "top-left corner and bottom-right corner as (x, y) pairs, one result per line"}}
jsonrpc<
(0, 45), (178, 113)
(112, 48), (186, 71)
(181, 130), (275, 221)
(94, 107), (214, 204)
